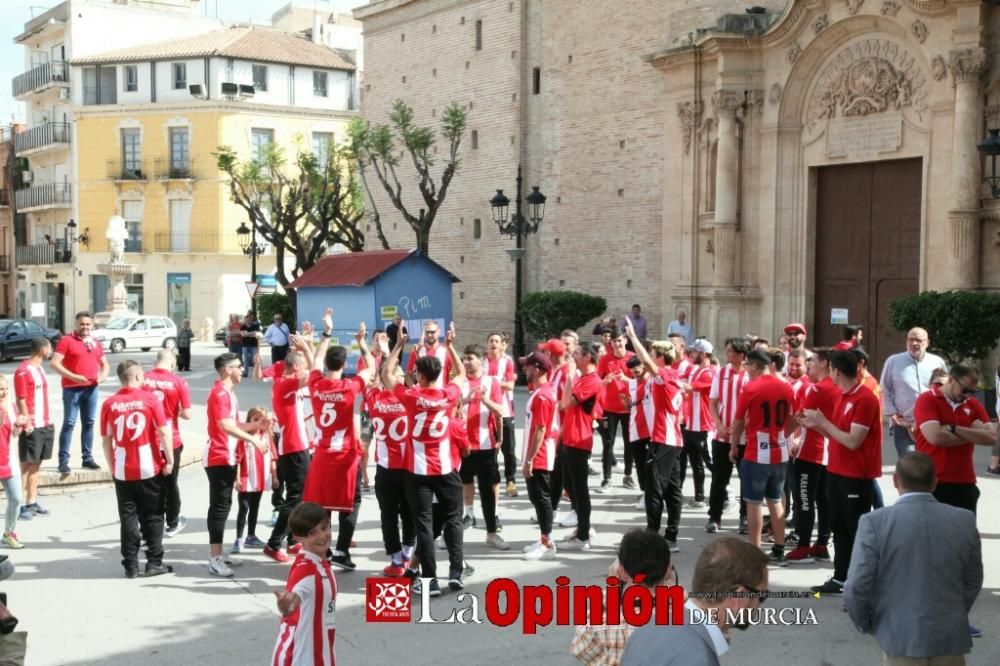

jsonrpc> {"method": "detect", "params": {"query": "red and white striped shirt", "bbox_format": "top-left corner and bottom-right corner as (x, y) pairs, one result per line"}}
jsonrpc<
(238, 432), (277, 493)
(366, 387), (408, 470)
(407, 344), (452, 390)
(628, 376), (653, 442)
(273, 551), (337, 666)
(13, 361), (50, 428)
(101, 387), (168, 481)
(485, 354), (517, 418)
(205, 381), (239, 468)
(523, 383), (558, 471)
(142, 368), (191, 449)
(395, 382), (463, 475)
(683, 365), (717, 432)
(463, 375), (502, 450)
(649, 367), (683, 447)
(273, 376), (311, 456)
(709, 365), (748, 443)
(735, 375), (795, 464)
(307, 371), (365, 455)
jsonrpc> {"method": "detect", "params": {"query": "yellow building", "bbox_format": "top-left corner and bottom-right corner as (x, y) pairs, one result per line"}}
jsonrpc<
(13, 8), (358, 332)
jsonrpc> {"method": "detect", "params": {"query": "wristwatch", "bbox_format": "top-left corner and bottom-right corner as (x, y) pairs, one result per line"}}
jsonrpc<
(948, 424), (957, 435)
(321, 332), (332, 338)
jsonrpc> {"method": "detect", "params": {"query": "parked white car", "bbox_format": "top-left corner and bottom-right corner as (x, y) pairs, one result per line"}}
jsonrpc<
(94, 315), (177, 353)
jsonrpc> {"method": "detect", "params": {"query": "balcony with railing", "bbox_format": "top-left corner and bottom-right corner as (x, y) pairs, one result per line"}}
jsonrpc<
(12, 61), (69, 98)
(107, 160), (149, 182)
(153, 231), (243, 254)
(13, 122), (70, 155)
(14, 182), (72, 211)
(15, 242), (71, 266)
(154, 157), (195, 180)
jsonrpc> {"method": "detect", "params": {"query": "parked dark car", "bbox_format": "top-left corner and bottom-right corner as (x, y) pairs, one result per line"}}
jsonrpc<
(0, 319), (61, 361)
(215, 327), (226, 344)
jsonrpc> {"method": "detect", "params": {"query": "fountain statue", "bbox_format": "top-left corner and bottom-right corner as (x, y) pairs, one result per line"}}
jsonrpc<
(97, 215), (137, 316)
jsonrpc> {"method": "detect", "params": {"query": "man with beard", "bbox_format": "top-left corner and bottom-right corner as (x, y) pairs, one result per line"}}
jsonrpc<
(782, 323), (811, 369)
(879, 327), (947, 459)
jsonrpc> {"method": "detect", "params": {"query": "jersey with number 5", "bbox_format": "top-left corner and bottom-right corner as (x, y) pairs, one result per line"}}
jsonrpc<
(307, 371), (364, 456)
(100, 387), (168, 481)
(365, 387), (408, 470)
(394, 382), (462, 476)
(734, 375), (795, 464)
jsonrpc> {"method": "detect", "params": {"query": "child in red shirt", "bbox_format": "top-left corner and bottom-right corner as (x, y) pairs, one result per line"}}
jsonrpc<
(0, 376), (25, 549)
(234, 406), (278, 552)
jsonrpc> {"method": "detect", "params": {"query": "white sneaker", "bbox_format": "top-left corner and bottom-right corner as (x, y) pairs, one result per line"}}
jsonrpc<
(208, 556), (234, 578)
(634, 494), (645, 510)
(552, 510), (561, 525)
(435, 536), (446, 550)
(523, 541), (557, 560)
(560, 510), (578, 528)
(560, 537), (591, 552)
(562, 527), (597, 541)
(486, 534), (510, 551)
(522, 540), (541, 553)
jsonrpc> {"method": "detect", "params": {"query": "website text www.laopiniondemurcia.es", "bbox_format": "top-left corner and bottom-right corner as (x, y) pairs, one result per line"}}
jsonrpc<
(365, 576), (818, 634)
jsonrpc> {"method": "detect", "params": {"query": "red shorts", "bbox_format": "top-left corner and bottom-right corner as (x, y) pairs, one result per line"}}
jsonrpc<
(302, 449), (361, 513)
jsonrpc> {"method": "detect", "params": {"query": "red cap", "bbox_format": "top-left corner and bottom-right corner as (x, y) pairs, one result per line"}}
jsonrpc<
(784, 322), (807, 335)
(537, 338), (566, 357)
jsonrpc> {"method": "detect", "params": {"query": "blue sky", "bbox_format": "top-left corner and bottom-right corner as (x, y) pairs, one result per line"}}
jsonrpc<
(0, 0), (362, 122)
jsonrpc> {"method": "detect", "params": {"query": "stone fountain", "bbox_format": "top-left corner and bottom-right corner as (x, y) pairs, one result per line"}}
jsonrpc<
(96, 215), (137, 316)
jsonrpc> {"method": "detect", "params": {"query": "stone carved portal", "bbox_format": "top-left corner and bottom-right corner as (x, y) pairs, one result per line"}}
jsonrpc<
(806, 39), (928, 132)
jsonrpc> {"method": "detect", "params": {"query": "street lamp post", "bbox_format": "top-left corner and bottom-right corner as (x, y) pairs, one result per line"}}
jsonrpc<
(236, 220), (265, 309)
(66, 219), (83, 320)
(489, 163), (546, 367)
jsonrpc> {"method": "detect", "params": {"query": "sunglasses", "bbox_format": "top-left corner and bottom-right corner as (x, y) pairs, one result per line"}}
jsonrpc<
(959, 386), (976, 396)
(227, 363), (244, 370)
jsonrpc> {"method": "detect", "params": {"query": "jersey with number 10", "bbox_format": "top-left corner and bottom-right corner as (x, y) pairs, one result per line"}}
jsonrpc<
(394, 382), (462, 475)
(307, 371), (364, 456)
(100, 387), (168, 481)
(735, 375), (795, 464)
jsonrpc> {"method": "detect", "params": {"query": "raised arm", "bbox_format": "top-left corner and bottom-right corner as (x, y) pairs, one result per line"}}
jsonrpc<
(381, 331), (407, 390)
(446, 322), (467, 387)
(355, 322), (375, 385)
(311, 308), (334, 372)
(624, 318), (658, 376)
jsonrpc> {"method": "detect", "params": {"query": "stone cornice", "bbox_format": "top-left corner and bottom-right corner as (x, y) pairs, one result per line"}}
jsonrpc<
(948, 48), (989, 83)
(711, 90), (744, 116)
(74, 101), (358, 121)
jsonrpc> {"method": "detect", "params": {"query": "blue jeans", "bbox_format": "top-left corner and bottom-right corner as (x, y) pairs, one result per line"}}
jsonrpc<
(241, 347), (258, 376)
(59, 385), (99, 467)
(891, 425), (914, 460)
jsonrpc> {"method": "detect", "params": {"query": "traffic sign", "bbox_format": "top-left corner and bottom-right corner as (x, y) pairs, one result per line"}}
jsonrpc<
(245, 281), (260, 299)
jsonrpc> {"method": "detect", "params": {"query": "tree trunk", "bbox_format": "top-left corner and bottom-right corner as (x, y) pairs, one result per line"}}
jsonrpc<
(284, 286), (298, 326)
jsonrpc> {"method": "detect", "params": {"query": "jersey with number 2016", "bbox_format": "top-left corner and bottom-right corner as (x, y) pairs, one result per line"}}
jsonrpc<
(735, 375), (795, 464)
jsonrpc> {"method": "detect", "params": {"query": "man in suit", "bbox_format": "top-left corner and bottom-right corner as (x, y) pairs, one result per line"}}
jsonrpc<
(845, 452), (982, 666)
(621, 536), (769, 666)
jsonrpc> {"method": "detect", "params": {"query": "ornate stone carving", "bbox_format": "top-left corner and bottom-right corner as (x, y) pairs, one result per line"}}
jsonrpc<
(813, 14), (828, 35)
(930, 55), (947, 81)
(747, 89), (765, 115)
(711, 90), (742, 116)
(881, 0), (900, 16)
(807, 39), (929, 128)
(768, 82), (783, 106)
(845, 0), (865, 15)
(986, 105), (1000, 128)
(910, 20), (928, 44)
(676, 100), (703, 154)
(787, 43), (802, 63)
(948, 48), (989, 83)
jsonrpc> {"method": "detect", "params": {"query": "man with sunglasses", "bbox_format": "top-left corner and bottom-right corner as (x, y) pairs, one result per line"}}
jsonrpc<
(913, 364), (996, 514)
(407, 321), (452, 389)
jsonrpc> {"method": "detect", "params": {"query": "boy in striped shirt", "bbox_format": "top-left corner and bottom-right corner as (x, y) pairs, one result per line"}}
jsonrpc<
(706, 337), (750, 533)
(273, 502), (337, 666)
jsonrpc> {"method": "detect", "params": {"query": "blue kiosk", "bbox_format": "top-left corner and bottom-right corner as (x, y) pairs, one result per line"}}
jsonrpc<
(288, 249), (459, 372)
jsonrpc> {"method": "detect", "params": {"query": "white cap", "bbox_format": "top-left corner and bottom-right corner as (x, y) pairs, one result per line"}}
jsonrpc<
(691, 338), (714, 355)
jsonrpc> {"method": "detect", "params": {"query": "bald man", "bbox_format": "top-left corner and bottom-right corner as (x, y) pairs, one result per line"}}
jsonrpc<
(879, 328), (947, 460)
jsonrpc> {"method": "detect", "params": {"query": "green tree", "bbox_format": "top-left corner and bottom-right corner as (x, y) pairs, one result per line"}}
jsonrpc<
(347, 99), (467, 255)
(216, 137), (365, 322)
(521, 290), (608, 340)
(889, 290), (1000, 364)
(256, 293), (294, 330)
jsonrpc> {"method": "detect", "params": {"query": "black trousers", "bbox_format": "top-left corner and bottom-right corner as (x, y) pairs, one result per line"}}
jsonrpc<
(236, 491), (263, 539)
(526, 470), (554, 536)
(271, 453), (285, 510)
(335, 467), (364, 554)
(679, 429), (710, 501)
(268, 451), (310, 549)
(630, 438), (649, 492)
(645, 444), (683, 541)
(826, 472), (873, 582)
(562, 445), (593, 540)
(550, 443), (572, 512)
(460, 449), (500, 532)
(115, 476), (165, 570)
(405, 471), (464, 580)
(707, 440), (745, 524)
(205, 465), (237, 545)
(598, 412), (630, 479)
(176, 347), (191, 371)
(375, 466), (415, 555)
(163, 445), (183, 529)
(793, 459), (830, 547)
(933, 482), (980, 514)
(271, 344), (290, 365)
(500, 416), (517, 482)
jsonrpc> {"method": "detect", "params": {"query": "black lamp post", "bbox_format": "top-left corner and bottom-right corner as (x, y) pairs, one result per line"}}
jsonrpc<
(236, 220), (265, 282)
(978, 128), (1000, 199)
(490, 163), (546, 366)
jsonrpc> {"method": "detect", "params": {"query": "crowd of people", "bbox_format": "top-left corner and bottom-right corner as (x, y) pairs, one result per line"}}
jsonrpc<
(0, 306), (995, 665)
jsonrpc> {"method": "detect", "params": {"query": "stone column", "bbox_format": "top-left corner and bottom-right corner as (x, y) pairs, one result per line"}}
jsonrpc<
(711, 90), (743, 285)
(947, 48), (989, 289)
